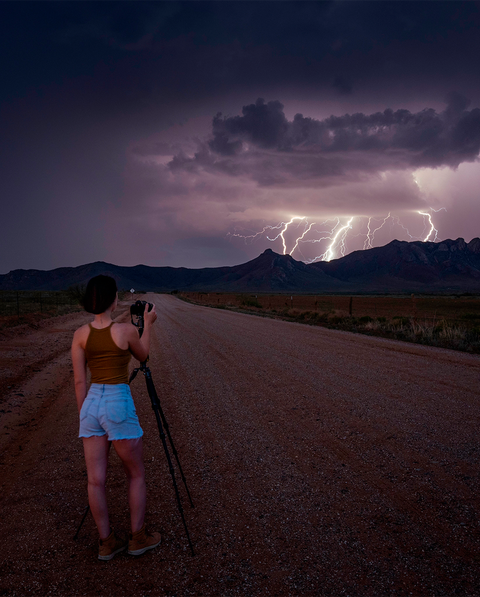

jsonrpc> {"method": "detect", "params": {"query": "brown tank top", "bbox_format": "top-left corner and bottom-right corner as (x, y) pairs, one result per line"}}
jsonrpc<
(85, 323), (131, 384)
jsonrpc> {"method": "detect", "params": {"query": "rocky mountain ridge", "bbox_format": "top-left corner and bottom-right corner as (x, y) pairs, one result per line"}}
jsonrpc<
(1, 237), (479, 293)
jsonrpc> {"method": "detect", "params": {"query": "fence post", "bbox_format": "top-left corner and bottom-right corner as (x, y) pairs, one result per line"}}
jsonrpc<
(349, 296), (353, 316)
(16, 291), (20, 318)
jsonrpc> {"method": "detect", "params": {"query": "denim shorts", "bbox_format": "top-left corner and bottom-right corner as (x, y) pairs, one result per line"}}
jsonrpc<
(79, 383), (143, 441)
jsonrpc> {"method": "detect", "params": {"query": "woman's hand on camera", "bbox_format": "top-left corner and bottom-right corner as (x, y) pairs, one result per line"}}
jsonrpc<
(144, 303), (157, 326)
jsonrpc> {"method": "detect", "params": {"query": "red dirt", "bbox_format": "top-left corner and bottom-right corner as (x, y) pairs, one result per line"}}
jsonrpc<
(1, 294), (480, 596)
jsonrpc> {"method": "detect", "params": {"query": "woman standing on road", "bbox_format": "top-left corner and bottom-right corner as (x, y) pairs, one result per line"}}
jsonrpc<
(71, 275), (161, 561)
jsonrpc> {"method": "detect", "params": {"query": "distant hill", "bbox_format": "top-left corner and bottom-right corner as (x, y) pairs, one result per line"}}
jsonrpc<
(311, 237), (480, 292)
(1, 237), (480, 293)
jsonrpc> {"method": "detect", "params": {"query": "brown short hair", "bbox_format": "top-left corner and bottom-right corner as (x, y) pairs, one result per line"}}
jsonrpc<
(83, 275), (117, 314)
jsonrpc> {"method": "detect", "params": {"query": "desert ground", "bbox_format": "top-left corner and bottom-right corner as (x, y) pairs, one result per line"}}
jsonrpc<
(1, 294), (480, 596)
(178, 292), (480, 319)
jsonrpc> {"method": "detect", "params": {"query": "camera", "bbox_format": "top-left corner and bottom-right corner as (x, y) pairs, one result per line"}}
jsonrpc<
(130, 300), (153, 317)
(130, 300), (153, 333)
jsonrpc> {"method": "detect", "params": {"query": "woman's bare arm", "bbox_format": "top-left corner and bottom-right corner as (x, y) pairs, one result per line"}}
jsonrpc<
(71, 327), (88, 413)
(127, 304), (157, 362)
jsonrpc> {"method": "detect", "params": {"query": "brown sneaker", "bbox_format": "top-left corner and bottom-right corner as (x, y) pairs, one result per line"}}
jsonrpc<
(98, 529), (127, 561)
(128, 523), (161, 556)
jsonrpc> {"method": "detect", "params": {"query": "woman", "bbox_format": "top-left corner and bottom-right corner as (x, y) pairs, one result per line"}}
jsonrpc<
(71, 275), (161, 561)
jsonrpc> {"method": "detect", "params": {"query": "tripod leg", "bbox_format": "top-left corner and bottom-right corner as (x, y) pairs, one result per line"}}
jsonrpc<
(145, 370), (194, 508)
(140, 365), (195, 556)
(151, 400), (195, 556)
(73, 505), (90, 540)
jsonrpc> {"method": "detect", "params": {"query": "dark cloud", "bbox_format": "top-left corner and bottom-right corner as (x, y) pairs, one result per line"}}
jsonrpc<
(208, 129), (243, 157)
(2, 1), (480, 271)
(203, 96), (480, 181)
(4, 2), (480, 115)
(211, 100), (289, 150)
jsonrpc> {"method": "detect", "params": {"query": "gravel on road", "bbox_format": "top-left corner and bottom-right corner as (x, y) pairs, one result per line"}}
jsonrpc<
(1, 294), (479, 596)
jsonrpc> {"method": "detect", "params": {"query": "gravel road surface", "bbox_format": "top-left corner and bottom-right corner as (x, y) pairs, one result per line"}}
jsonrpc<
(1, 294), (479, 596)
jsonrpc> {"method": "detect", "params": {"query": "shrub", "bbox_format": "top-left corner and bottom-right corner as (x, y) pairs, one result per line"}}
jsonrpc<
(241, 298), (262, 308)
(329, 315), (346, 325)
(66, 284), (86, 305)
(392, 316), (410, 327)
(364, 320), (383, 331)
(297, 311), (315, 320)
(359, 315), (373, 324)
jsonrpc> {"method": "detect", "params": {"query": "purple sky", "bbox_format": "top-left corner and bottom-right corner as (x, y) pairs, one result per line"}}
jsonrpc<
(2, 1), (480, 273)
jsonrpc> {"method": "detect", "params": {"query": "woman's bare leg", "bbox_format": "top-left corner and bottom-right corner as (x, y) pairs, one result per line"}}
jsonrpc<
(82, 435), (111, 539)
(113, 437), (146, 533)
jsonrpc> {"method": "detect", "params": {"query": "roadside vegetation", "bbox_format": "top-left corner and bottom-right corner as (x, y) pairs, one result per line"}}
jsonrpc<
(0, 288), (132, 329)
(178, 292), (480, 354)
(0, 290), (81, 329)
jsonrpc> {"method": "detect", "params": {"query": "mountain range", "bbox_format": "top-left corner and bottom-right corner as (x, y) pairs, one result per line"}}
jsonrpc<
(1, 237), (480, 294)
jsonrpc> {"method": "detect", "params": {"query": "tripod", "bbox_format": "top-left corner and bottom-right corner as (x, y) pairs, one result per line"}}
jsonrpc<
(74, 305), (195, 556)
(129, 357), (195, 556)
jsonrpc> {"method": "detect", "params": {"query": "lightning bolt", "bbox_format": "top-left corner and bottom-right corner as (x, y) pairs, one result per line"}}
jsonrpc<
(291, 218), (342, 261)
(270, 216), (307, 254)
(391, 214), (416, 240)
(298, 218), (341, 245)
(229, 209), (444, 262)
(229, 217), (308, 255)
(320, 217), (354, 262)
(418, 211), (438, 241)
(363, 213), (392, 250)
(290, 220), (316, 255)
(228, 223), (285, 243)
(419, 207), (447, 241)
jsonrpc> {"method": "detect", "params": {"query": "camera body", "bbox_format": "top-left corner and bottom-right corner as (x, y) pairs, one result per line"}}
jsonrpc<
(130, 300), (153, 334)
(130, 300), (153, 317)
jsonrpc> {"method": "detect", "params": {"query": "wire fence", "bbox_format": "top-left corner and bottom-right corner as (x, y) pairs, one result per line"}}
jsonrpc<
(0, 290), (81, 317)
(180, 292), (480, 327)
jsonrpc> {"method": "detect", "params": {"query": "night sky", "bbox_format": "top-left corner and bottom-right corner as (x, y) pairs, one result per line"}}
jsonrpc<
(2, 1), (480, 273)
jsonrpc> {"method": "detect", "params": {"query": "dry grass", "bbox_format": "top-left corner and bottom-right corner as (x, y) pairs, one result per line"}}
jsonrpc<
(179, 292), (480, 354)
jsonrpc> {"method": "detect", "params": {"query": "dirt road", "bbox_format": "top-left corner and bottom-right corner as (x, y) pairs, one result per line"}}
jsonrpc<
(1, 294), (480, 596)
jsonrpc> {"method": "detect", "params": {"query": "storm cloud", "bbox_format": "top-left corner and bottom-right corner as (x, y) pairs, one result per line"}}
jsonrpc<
(152, 94), (480, 207)
(2, 1), (480, 270)
(207, 95), (480, 173)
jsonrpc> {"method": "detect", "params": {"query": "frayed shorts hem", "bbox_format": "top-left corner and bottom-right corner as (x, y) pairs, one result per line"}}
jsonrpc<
(79, 433), (143, 441)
